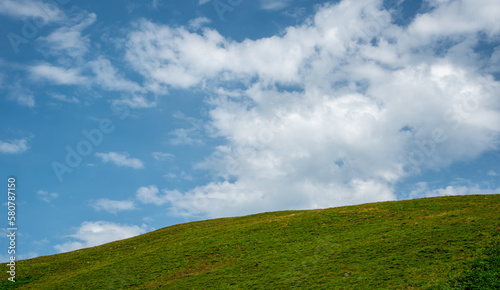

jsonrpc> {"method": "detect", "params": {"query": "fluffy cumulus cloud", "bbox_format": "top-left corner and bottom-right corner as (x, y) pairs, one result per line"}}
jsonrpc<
(124, 0), (500, 218)
(54, 221), (148, 253)
(135, 185), (171, 205)
(95, 152), (145, 169)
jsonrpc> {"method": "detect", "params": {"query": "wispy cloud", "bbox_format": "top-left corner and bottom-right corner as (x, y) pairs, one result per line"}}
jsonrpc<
(152, 152), (174, 161)
(95, 152), (144, 169)
(37, 12), (97, 58)
(92, 198), (136, 214)
(168, 112), (205, 145)
(36, 190), (59, 203)
(408, 182), (500, 199)
(89, 57), (142, 92)
(54, 221), (148, 253)
(111, 95), (156, 109)
(188, 17), (211, 30)
(169, 128), (205, 146)
(32, 238), (49, 246)
(7, 83), (35, 107)
(50, 93), (80, 104)
(163, 171), (193, 181)
(10, 93), (35, 107)
(29, 63), (87, 85)
(260, 0), (293, 10)
(0, 0), (65, 22)
(0, 139), (29, 154)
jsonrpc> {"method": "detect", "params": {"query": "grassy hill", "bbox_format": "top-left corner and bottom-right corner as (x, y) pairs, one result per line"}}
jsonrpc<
(2, 194), (500, 289)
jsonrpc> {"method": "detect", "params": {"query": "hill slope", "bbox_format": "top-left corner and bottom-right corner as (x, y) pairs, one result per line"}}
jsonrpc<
(2, 194), (500, 289)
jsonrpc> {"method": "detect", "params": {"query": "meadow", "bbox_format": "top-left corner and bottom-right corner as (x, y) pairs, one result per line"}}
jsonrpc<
(1, 194), (499, 289)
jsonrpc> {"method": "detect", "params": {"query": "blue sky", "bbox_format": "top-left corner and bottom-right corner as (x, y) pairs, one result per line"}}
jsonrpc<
(1, 0), (499, 261)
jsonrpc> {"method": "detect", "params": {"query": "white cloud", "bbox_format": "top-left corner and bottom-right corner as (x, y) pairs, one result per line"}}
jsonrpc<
(163, 170), (193, 181)
(408, 0), (500, 40)
(50, 93), (80, 104)
(92, 198), (136, 214)
(168, 112), (206, 145)
(38, 12), (97, 58)
(135, 185), (170, 205)
(490, 47), (500, 69)
(125, 18), (312, 88)
(164, 178), (395, 218)
(163, 173), (176, 179)
(89, 57), (142, 92)
(111, 95), (156, 109)
(33, 12), (144, 94)
(488, 170), (498, 176)
(29, 63), (87, 85)
(100, 184), (183, 211)
(7, 83), (35, 107)
(260, 0), (293, 10)
(36, 190), (58, 203)
(124, 0), (500, 218)
(54, 221), (148, 253)
(9, 92), (35, 107)
(151, 0), (161, 10)
(95, 152), (144, 169)
(32, 238), (49, 246)
(188, 17), (211, 30)
(0, 139), (29, 154)
(408, 182), (500, 199)
(152, 152), (174, 161)
(0, 0), (64, 22)
(169, 128), (205, 145)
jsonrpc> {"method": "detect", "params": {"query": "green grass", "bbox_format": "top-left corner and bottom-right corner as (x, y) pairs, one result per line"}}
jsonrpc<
(439, 244), (500, 289)
(1, 194), (499, 289)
